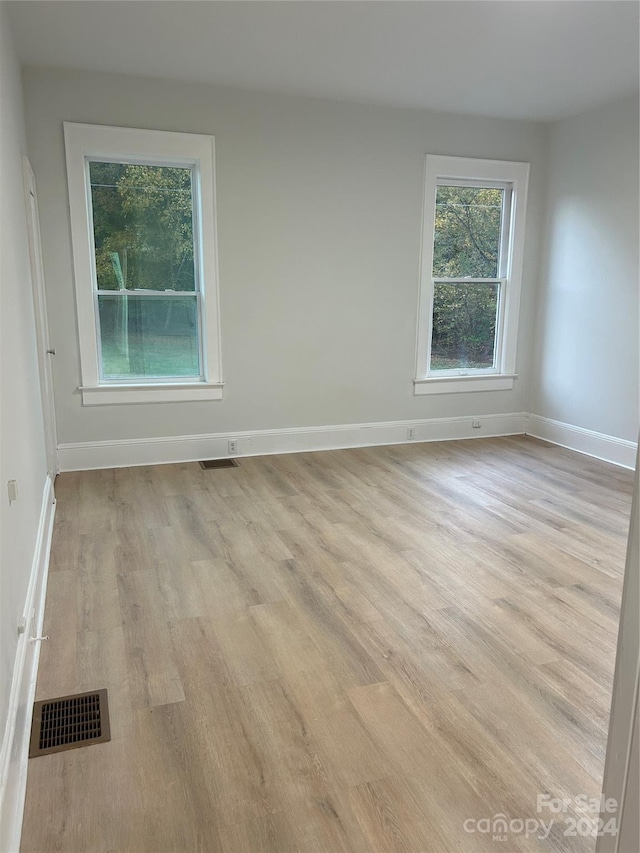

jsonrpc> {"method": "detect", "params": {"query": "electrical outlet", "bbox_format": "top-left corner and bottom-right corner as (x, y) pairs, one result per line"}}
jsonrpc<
(7, 480), (18, 504)
(407, 427), (416, 440)
(228, 440), (238, 454)
(472, 419), (482, 429)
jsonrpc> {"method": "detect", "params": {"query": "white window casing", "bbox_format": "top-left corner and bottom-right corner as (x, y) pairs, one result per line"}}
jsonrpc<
(414, 154), (530, 395)
(64, 122), (223, 405)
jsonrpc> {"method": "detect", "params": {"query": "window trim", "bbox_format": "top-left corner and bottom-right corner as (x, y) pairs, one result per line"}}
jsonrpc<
(414, 154), (529, 395)
(64, 122), (223, 405)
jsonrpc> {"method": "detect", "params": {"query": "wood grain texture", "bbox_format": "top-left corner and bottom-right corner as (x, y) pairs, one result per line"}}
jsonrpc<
(21, 436), (633, 852)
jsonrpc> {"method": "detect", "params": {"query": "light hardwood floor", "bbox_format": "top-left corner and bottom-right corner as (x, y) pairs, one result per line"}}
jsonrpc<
(20, 436), (633, 853)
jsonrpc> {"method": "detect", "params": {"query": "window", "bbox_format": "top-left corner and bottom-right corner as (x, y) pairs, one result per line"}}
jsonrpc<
(414, 155), (529, 395)
(64, 123), (223, 405)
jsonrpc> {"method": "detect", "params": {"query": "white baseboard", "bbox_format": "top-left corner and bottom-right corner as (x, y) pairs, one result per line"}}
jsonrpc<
(526, 414), (638, 470)
(56, 411), (637, 473)
(57, 412), (528, 472)
(0, 476), (56, 853)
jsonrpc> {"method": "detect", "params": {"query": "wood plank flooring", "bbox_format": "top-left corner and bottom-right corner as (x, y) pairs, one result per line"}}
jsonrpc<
(20, 436), (634, 853)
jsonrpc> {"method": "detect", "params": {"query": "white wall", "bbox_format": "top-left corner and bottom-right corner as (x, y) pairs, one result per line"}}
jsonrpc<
(531, 95), (639, 442)
(22, 68), (547, 447)
(0, 1), (48, 789)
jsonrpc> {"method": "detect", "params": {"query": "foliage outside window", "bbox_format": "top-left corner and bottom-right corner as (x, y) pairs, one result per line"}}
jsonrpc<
(89, 162), (200, 380)
(430, 184), (506, 372)
(64, 123), (222, 405)
(415, 155), (529, 395)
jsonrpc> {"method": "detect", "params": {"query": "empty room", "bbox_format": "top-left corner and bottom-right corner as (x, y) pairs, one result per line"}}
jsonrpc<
(1, 1), (639, 851)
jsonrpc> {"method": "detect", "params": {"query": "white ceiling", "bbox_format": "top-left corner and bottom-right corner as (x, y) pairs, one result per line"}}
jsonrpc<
(7, 0), (640, 121)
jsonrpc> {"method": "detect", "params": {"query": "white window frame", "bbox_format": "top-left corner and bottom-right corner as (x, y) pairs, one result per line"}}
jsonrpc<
(64, 122), (223, 405)
(414, 154), (529, 395)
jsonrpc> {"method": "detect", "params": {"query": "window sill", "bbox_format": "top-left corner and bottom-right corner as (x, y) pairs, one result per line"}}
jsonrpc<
(79, 382), (224, 406)
(413, 374), (517, 395)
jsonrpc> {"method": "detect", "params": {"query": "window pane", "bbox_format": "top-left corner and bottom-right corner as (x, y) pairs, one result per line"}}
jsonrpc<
(98, 294), (200, 379)
(433, 186), (504, 278)
(89, 162), (196, 292)
(430, 283), (498, 371)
